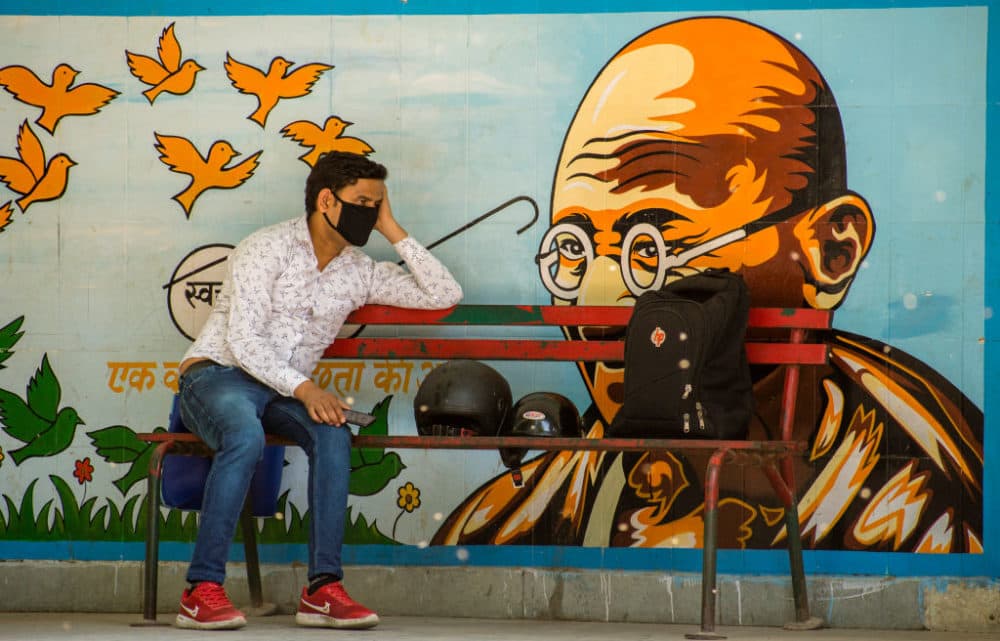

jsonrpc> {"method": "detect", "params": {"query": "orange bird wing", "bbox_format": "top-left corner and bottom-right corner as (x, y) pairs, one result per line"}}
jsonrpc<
(126, 51), (169, 86)
(279, 120), (322, 144)
(0, 122), (44, 194)
(333, 136), (374, 155)
(0, 66), (49, 108)
(278, 63), (333, 98)
(218, 151), (262, 188)
(15, 122), (46, 181)
(65, 83), (120, 115)
(154, 133), (205, 177)
(0, 157), (34, 196)
(0, 201), (13, 231)
(156, 23), (182, 73)
(224, 54), (267, 96)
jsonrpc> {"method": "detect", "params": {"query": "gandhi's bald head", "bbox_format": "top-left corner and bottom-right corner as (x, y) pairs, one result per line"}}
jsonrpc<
(561, 17), (845, 215)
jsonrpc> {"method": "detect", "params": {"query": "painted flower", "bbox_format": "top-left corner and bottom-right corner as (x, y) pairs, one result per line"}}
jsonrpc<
(73, 457), (94, 485)
(397, 482), (421, 513)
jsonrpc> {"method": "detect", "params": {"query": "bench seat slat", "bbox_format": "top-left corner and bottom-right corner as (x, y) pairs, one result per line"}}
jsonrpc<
(137, 431), (805, 454)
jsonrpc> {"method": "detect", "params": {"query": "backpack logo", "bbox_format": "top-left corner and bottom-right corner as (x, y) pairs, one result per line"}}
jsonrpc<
(650, 326), (666, 348)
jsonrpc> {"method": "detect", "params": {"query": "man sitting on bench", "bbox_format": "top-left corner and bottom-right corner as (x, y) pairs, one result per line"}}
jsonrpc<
(173, 151), (463, 630)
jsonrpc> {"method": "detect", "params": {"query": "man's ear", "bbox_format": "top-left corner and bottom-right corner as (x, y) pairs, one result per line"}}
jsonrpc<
(315, 187), (336, 215)
(792, 193), (874, 310)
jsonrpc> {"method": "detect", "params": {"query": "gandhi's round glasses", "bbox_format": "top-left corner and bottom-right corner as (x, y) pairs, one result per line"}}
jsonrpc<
(535, 222), (748, 300)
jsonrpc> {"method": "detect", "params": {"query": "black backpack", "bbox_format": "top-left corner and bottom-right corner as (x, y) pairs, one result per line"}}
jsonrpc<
(608, 269), (753, 439)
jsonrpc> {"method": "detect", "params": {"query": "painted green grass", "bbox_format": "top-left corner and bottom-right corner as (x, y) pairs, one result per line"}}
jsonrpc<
(0, 476), (396, 544)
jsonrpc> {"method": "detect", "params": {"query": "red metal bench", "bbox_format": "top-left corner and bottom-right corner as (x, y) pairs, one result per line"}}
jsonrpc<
(136, 304), (830, 638)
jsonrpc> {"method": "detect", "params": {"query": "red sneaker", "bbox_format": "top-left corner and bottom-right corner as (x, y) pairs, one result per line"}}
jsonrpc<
(296, 581), (379, 629)
(175, 581), (247, 630)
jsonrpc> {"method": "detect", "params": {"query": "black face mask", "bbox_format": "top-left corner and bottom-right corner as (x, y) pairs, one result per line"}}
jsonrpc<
(323, 193), (379, 246)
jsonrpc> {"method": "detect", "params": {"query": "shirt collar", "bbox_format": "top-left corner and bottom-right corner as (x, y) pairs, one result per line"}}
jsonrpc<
(292, 214), (313, 248)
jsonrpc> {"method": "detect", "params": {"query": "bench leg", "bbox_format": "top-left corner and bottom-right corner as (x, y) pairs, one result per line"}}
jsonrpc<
(762, 463), (823, 631)
(240, 500), (278, 616)
(132, 445), (170, 627)
(686, 449), (728, 641)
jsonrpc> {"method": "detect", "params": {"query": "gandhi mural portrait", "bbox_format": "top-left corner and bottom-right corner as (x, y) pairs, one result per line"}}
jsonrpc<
(434, 16), (983, 553)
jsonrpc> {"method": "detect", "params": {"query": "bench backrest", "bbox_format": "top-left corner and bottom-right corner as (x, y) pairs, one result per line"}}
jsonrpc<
(325, 304), (830, 365)
(324, 305), (831, 445)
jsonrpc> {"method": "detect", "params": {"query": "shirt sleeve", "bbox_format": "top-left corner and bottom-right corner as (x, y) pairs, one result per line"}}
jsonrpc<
(365, 236), (463, 308)
(224, 234), (310, 397)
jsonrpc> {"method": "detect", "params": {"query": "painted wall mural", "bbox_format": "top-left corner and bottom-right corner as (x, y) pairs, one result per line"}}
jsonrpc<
(0, 5), (992, 576)
(434, 17), (983, 553)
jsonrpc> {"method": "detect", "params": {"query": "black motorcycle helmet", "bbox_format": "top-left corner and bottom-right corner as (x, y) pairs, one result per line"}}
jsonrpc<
(499, 392), (583, 468)
(414, 360), (512, 436)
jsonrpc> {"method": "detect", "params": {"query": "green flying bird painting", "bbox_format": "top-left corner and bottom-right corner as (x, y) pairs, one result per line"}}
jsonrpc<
(0, 353), (84, 465)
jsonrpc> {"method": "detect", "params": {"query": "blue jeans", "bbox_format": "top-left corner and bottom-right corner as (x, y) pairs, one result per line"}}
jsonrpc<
(177, 364), (352, 585)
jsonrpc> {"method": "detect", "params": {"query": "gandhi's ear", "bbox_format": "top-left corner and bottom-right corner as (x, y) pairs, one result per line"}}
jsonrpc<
(793, 193), (874, 310)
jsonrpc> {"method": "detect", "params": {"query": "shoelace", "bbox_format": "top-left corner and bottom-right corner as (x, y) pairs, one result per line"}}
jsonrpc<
(195, 583), (233, 609)
(320, 582), (351, 604)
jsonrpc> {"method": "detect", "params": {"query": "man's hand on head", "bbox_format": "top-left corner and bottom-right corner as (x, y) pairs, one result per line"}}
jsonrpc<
(294, 379), (349, 426)
(374, 192), (408, 244)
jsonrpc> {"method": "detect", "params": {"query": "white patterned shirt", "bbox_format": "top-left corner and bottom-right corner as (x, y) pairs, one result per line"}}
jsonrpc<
(182, 215), (463, 397)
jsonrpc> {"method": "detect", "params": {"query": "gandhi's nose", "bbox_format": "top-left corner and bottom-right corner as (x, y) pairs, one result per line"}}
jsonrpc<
(576, 255), (631, 307)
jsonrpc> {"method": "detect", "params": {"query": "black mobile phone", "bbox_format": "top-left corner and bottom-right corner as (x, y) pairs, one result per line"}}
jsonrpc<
(343, 409), (376, 428)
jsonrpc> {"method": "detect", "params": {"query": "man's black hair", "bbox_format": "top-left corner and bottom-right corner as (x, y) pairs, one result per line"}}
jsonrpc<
(304, 151), (388, 214)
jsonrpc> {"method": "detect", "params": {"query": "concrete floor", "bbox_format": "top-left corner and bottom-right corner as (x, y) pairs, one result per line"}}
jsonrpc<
(1, 613), (998, 641)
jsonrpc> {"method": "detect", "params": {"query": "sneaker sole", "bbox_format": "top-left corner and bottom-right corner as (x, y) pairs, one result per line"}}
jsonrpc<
(295, 611), (380, 629)
(175, 614), (247, 630)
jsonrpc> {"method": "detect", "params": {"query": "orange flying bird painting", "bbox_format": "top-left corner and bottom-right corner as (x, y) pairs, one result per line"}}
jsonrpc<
(0, 121), (75, 213)
(0, 64), (119, 135)
(153, 132), (262, 218)
(280, 116), (374, 167)
(126, 22), (205, 104)
(224, 53), (332, 128)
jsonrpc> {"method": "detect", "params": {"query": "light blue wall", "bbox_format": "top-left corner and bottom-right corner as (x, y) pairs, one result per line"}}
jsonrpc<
(0, 1), (995, 580)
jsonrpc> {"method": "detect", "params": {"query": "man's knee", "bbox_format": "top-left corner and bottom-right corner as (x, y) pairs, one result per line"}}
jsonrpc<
(310, 423), (352, 465)
(315, 422), (352, 448)
(223, 428), (266, 463)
